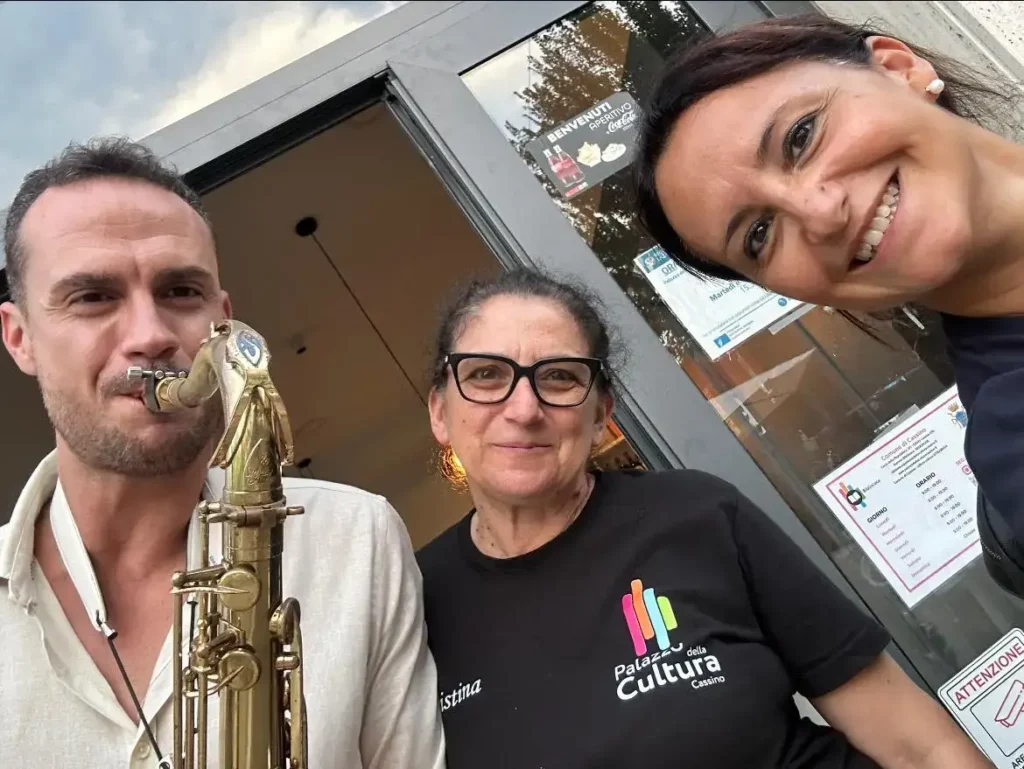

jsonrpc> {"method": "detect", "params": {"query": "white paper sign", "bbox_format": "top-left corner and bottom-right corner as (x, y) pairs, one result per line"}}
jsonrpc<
(634, 246), (802, 360)
(939, 629), (1024, 767)
(811, 385), (981, 608)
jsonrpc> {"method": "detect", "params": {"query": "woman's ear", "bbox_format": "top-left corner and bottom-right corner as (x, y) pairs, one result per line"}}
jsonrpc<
(864, 35), (939, 94)
(591, 390), (615, 449)
(428, 386), (450, 446)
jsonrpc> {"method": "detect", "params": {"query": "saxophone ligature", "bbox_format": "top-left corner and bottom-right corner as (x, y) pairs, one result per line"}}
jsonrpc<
(128, 319), (308, 769)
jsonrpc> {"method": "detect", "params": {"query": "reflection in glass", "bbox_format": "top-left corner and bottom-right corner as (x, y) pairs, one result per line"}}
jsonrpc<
(464, 0), (1024, 693)
(0, 0), (404, 207)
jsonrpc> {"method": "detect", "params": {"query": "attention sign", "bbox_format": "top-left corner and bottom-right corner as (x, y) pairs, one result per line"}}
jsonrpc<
(939, 628), (1024, 766)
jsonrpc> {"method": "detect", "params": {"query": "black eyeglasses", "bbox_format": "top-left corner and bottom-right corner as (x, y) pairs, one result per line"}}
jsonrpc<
(445, 353), (602, 407)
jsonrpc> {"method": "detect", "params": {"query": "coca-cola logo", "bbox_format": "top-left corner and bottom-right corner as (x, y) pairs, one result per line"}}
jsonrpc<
(607, 112), (637, 133)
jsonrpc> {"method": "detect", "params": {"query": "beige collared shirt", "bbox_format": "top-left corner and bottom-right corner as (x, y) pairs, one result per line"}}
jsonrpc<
(0, 450), (446, 769)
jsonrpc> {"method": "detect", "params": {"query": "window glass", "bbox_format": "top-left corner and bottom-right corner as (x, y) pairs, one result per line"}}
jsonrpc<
(464, 0), (1024, 693)
(0, 0), (403, 207)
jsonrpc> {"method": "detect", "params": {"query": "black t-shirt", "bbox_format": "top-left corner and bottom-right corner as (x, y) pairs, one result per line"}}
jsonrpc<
(417, 469), (891, 769)
(941, 313), (1024, 540)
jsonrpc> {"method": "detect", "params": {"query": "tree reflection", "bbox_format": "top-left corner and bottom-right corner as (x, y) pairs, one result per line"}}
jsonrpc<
(500, 1), (709, 362)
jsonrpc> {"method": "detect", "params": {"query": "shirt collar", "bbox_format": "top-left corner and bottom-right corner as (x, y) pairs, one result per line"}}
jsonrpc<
(0, 450), (58, 604)
(1, 449), (227, 610)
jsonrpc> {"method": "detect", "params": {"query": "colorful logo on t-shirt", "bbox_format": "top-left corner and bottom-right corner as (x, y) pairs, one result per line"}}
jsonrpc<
(621, 578), (678, 656)
(839, 482), (867, 510)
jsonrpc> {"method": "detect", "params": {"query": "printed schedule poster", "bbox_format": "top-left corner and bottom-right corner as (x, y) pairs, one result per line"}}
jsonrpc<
(634, 246), (802, 360)
(526, 91), (639, 199)
(812, 385), (981, 608)
(939, 628), (1024, 767)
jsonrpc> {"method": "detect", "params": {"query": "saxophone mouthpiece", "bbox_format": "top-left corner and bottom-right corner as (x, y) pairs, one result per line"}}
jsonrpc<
(125, 366), (189, 413)
(126, 365), (149, 383)
(126, 366), (159, 412)
(126, 366), (188, 382)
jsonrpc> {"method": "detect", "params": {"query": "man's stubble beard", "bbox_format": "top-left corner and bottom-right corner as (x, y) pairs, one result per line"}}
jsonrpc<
(39, 370), (225, 477)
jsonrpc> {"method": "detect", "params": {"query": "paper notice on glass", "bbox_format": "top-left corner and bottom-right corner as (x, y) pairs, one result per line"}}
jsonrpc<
(634, 246), (802, 360)
(812, 386), (981, 608)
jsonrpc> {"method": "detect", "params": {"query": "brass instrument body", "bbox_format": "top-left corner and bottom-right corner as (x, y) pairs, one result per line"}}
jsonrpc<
(129, 320), (308, 769)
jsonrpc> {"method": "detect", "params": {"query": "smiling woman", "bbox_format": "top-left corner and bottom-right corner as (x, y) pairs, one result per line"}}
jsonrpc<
(634, 16), (1019, 312)
(633, 14), (1024, 599)
(416, 267), (993, 769)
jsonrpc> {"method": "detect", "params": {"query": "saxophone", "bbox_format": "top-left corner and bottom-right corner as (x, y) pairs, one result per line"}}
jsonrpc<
(128, 319), (308, 769)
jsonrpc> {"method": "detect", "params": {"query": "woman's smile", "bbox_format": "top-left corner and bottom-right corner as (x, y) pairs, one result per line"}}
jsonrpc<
(851, 173), (901, 271)
(492, 442), (552, 453)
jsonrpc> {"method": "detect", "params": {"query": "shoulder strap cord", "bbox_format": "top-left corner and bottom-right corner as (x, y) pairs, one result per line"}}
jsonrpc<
(99, 613), (173, 769)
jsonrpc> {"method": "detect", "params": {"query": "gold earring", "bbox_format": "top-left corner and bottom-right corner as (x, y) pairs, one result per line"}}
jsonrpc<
(925, 78), (945, 96)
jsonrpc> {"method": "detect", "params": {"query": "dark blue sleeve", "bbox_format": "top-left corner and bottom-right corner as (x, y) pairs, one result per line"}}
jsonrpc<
(940, 313), (1024, 587)
(965, 370), (1024, 547)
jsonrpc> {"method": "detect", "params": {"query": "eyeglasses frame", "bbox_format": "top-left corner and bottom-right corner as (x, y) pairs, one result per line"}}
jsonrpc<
(444, 352), (603, 407)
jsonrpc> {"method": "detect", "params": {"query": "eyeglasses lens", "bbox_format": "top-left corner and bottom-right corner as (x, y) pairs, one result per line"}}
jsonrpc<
(454, 357), (594, 406)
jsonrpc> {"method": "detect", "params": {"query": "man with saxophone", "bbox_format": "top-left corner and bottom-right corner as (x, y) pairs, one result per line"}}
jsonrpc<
(0, 137), (447, 769)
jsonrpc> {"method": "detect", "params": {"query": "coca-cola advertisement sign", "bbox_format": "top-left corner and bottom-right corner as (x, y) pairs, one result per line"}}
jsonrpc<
(526, 91), (639, 199)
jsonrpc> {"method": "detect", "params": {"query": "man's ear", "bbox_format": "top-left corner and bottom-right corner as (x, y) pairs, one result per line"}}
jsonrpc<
(220, 290), (233, 320)
(864, 35), (939, 94)
(0, 301), (37, 376)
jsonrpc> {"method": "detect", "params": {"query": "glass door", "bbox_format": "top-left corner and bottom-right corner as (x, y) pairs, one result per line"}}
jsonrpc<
(455, 0), (1023, 693)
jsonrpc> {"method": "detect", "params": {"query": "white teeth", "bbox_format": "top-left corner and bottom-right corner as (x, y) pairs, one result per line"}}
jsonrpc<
(855, 177), (900, 263)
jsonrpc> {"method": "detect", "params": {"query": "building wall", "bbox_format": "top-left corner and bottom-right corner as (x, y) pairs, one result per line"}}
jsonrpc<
(953, 1), (1024, 81)
(812, 0), (1024, 136)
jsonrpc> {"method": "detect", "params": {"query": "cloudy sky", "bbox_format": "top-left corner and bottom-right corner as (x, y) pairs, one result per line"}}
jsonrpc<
(0, 0), (403, 206)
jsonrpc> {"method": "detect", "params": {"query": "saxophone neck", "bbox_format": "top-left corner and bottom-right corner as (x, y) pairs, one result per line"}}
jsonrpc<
(209, 321), (294, 478)
(126, 320), (295, 480)
(126, 321), (227, 412)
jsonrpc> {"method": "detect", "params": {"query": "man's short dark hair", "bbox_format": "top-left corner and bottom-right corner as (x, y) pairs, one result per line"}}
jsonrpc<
(2, 136), (212, 305)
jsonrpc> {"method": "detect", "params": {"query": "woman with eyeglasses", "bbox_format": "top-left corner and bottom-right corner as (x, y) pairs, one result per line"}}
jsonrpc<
(416, 268), (988, 769)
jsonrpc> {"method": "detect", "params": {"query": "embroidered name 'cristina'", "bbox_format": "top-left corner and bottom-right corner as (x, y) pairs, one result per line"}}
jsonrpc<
(440, 679), (482, 712)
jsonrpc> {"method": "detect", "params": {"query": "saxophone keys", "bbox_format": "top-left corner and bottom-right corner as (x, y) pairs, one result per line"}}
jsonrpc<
(219, 648), (261, 692)
(217, 567), (261, 612)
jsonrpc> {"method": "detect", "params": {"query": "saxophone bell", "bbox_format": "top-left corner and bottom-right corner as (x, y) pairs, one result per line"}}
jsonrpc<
(128, 320), (308, 769)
